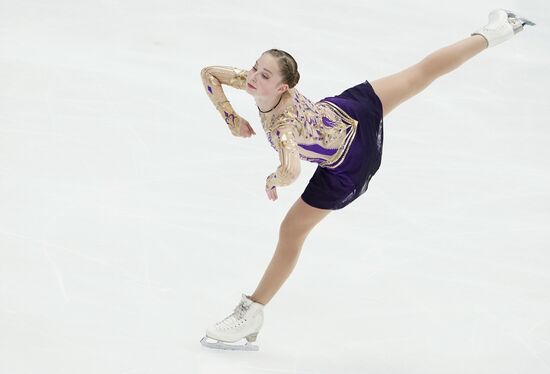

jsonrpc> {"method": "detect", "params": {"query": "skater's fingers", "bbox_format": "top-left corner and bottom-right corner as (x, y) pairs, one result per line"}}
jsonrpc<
(267, 187), (277, 201)
(266, 187), (275, 201)
(246, 123), (256, 135)
(240, 127), (252, 138)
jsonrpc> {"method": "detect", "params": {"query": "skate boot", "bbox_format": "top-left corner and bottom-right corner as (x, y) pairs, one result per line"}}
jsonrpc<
(472, 9), (535, 48)
(200, 294), (264, 351)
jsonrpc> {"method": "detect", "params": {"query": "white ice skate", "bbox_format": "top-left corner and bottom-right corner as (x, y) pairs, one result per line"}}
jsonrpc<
(472, 9), (535, 48)
(200, 294), (264, 351)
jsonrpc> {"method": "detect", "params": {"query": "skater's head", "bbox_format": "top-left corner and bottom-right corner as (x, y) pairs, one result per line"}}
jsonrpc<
(265, 49), (300, 89)
(246, 49), (300, 98)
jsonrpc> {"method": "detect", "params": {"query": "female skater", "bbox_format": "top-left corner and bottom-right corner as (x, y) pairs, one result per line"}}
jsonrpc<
(199, 9), (534, 350)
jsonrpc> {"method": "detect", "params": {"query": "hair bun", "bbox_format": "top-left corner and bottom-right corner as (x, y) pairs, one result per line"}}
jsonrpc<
(293, 71), (300, 87)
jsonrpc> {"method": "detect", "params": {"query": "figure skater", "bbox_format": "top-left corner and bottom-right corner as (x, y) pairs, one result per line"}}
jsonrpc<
(199, 9), (535, 350)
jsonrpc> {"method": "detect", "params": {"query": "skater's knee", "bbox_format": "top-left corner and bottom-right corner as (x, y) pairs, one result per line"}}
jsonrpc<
(407, 61), (434, 93)
(418, 51), (456, 83)
(278, 198), (329, 242)
(279, 218), (311, 242)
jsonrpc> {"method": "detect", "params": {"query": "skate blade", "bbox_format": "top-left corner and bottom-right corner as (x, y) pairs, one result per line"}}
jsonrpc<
(200, 336), (259, 351)
(504, 10), (536, 26)
(519, 18), (536, 26)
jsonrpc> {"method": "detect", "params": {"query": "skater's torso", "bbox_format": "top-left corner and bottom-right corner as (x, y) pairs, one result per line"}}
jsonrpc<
(259, 86), (359, 169)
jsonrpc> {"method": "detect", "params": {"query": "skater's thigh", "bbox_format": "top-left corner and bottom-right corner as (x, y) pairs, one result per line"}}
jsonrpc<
(280, 198), (331, 238)
(371, 62), (427, 117)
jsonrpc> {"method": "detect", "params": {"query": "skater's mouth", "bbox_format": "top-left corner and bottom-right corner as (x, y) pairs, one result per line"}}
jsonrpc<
(248, 83), (256, 89)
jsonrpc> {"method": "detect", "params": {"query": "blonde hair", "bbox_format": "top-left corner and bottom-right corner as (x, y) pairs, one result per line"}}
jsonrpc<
(264, 48), (300, 88)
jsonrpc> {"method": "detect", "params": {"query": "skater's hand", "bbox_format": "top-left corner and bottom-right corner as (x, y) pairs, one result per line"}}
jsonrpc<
(266, 185), (278, 201)
(235, 116), (256, 138)
(265, 173), (278, 201)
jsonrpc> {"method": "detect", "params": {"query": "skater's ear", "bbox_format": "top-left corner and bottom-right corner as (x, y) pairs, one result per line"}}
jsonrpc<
(277, 82), (289, 94)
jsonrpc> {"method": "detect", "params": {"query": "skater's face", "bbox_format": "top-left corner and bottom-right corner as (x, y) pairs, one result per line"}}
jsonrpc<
(245, 53), (289, 98)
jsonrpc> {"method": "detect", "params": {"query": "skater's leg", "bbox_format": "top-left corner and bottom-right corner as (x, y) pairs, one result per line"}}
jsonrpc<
(202, 198), (330, 349)
(371, 34), (487, 117)
(249, 198), (331, 305)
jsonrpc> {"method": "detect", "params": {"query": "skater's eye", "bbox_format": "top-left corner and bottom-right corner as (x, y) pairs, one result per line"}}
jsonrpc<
(252, 66), (270, 79)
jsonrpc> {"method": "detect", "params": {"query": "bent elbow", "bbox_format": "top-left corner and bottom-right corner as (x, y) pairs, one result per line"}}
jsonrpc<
(200, 67), (208, 78)
(278, 164), (301, 186)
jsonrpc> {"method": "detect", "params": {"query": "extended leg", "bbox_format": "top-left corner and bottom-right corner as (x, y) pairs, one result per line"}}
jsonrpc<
(371, 34), (487, 118)
(249, 198), (331, 305)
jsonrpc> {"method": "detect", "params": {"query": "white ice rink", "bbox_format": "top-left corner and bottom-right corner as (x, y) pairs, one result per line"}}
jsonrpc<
(1, 0), (550, 373)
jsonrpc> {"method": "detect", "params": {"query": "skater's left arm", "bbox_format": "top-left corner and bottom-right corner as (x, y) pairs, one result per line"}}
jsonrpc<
(265, 123), (301, 200)
(200, 66), (248, 90)
(200, 66), (248, 136)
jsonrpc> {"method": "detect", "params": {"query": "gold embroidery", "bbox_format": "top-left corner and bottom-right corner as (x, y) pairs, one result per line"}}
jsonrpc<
(265, 124), (301, 189)
(317, 101), (358, 169)
(229, 69), (247, 89)
(260, 89), (359, 175)
(200, 66), (248, 135)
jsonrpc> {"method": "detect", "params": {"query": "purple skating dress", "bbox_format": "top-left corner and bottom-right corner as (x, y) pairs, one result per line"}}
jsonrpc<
(302, 80), (384, 210)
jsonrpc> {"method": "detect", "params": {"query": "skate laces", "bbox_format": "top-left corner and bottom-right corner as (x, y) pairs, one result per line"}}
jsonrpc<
(233, 300), (250, 319)
(216, 300), (250, 329)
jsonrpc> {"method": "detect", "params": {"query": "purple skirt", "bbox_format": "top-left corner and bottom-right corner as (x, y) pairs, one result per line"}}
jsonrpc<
(301, 80), (384, 210)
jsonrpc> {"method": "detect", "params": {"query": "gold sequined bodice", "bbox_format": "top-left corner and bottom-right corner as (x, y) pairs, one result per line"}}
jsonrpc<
(260, 88), (358, 169)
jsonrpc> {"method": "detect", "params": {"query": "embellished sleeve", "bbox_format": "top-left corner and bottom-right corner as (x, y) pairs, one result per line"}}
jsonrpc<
(265, 117), (301, 189)
(200, 66), (248, 136)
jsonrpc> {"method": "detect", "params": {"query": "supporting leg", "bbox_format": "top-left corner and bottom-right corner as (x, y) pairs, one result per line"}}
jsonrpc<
(249, 198), (331, 305)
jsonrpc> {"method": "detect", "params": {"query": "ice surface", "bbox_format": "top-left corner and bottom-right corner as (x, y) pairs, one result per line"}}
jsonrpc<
(1, 0), (549, 373)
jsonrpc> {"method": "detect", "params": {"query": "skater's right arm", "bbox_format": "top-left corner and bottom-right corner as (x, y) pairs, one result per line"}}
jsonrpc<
(200, 66), (248, 136)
